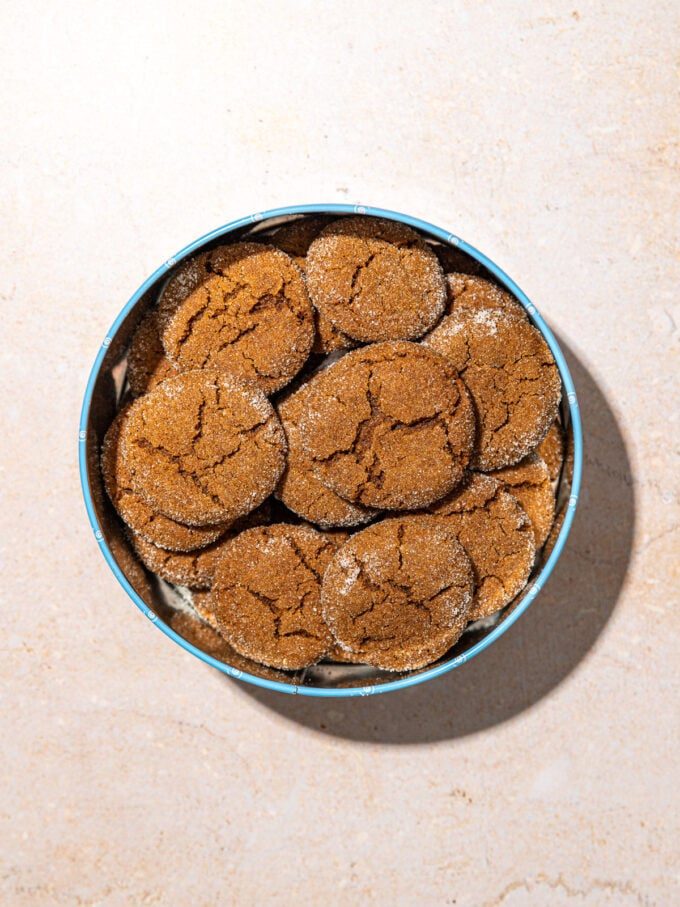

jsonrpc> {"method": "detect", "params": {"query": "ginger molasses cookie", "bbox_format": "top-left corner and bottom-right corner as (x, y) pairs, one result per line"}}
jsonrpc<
(299, 342), (475, 510)
(426, 473), (536, 621)
(444, 273), (527, 320)
(537, 418), (565, 483)
(160, 243), (315, 394)
(209, 524), (338, 670)
(101, 407), (229, 552)
(491, 453), (555, 548)
(167, 610), (289, 681)
(321, 516), (474, 672)
(126, 309), (179, 396)
(270, 216), (356, 354)
(275, 381), (377, 528)
(120, 370), (286, 526)
(306, 216), (446, 342)
(423, 309), (561, 470)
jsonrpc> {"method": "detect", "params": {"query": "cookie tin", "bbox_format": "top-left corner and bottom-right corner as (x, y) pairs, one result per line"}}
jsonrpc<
(79, 204), (583, 697)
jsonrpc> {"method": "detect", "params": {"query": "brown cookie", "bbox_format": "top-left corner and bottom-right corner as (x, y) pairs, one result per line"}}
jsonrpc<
(167, 610), (289, 681)
(101, 407), (230, 551)
(423, 308), (561, 470)
(537, 418), (565, 482)
(275, 381), (377, 528)
(126, 309), (179, 396)
(190, 585), (275, 682)
(306, 216), (446, 342)
(128, 502), (272, 589)
(299, 342), (475, 510)
(490, 453), (556, 548)
(160, 243), (315, 394)
(120, 370), (286, 526)
(209, 524), (338, 670)
(270, 216), (357, 354)
(426, 473), (536, 621)
(444, 273), (528, 320)
(321, 516), (474, 672)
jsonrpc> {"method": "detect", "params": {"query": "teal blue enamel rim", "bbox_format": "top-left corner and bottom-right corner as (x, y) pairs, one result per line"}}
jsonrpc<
(79, 203), (583, 698)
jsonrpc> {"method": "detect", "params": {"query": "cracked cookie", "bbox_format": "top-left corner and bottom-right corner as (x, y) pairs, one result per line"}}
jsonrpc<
(209, 524), (338, 670)
(537, 418), (565, 483)
(423, 308), (561, 470)
(101, 406), (230, 551)
(126, 309), (179, 396)
(120, 370), (286, 526)
(275, 381), (378, 528)
(490, 453), (555, 548)
(444, 273), (527, 320)
(305, 216), (447, 342)
(299, 341), (475, 510)
(160, 243), (315, 394)
(190, 526), (354, 677)
(426, 472), (536, 621)
(270, 216), (356, 354)
(321, 516), (474, 671)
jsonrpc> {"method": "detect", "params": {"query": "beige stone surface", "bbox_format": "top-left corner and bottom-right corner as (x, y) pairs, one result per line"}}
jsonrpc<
(1, 1), (678, 904)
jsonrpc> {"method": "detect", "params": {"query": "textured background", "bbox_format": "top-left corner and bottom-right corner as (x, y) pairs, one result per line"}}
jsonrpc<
(1, 2), (678, 905)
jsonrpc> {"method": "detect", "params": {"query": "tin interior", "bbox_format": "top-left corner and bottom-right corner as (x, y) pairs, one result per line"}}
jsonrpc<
(83, 211), (575, 692)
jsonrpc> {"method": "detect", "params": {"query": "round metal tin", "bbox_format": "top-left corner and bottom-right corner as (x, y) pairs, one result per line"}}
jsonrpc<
(79, 203), (583, 697)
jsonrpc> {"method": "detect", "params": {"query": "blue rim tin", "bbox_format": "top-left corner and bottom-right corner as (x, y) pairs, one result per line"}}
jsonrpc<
(79, 203), (583, 697)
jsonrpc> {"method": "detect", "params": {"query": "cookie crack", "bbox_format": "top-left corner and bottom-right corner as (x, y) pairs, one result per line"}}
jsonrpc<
(232, 342), (286, 380)
(347, 250), (377, 309)
(286, 537), (334, 583)
(130, 437), (226, 507)
(172, 282), (244, 348)
(192, 397), (207, 444)
(234, 582), (324, 642)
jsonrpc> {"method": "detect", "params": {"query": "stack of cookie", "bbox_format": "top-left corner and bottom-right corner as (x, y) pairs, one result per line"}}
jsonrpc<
(101, 215), (565, 675)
